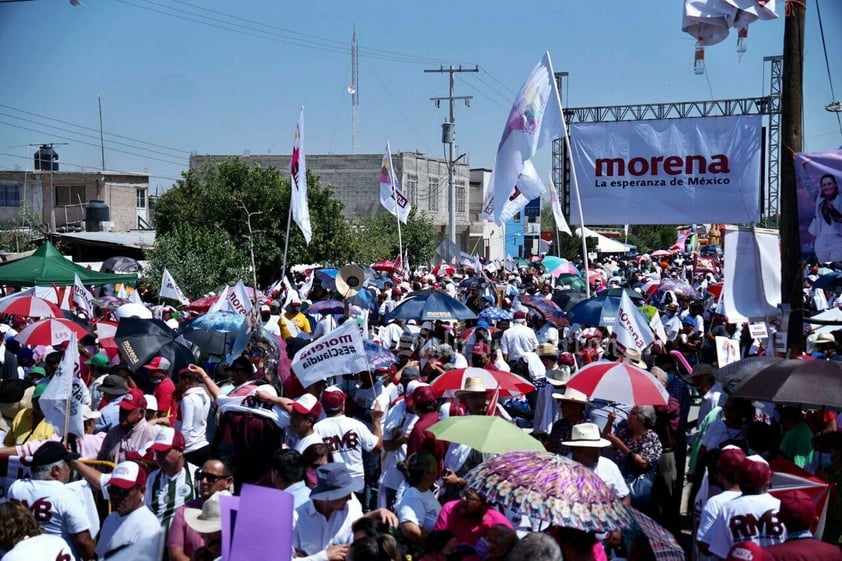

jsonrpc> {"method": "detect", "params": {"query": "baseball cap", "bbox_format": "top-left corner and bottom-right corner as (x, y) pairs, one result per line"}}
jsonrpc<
(739, 455), (772, 488)
(260, 304), (271, 313)
(717, 445), (748, 479)
(321, 387), (346, 411)
(118, 388), (148, 411)
(30, 441), (79, 467)
(29, 366), (47, 379)
(109, 461), (148, 490)
(475, 320), (490, 330)
(85, 353), (109, 369)
(411, 385), (437, 409)
(726, 541), (767, 561)
(404, 380), (427, 407)
(513, 310), (527, 321)
(291, 393), (322, 417)
(143, 356), (171, 372)
(150, 427), (186, 452)
(144, 394), (158, 413)
(81, 404), (102, 421)
(777, 490), (816, 531)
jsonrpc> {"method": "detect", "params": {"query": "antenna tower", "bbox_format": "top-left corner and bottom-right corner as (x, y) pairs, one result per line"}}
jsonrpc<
(350, 26), (359, 154)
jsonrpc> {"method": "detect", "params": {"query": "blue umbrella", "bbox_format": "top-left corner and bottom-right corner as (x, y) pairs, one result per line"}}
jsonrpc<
(566, 294), (650, 327)
(364, 340), (396, 370)
(813, 271), (842, 291)
(479, 306), (513, 323)
(314, 268), (338, 291)
(180, 311), (247, 356)
(386, 290), (477, 322)
(181, 311), (246, 333)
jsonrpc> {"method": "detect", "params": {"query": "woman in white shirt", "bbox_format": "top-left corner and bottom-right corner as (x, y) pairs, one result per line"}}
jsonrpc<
(177, 368), (211, 466)
(395, 451), (441, 546)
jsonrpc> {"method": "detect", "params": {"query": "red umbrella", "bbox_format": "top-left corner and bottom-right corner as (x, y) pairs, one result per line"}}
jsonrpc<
(371, 260), (397, 273)
(429, 367), (534, 398)
(97, 337), (121, 364)
(15, 318), (92, 346)
(92, 319), (119, 339)
(0, 296), (63, 318)
(565, 361), (669, 406)
(431, 263), (455, 277)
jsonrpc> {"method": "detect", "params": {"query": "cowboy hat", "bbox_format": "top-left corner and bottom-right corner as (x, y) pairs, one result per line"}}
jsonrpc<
(622, 348), (647, 369)
(561, 423), (611, 448)
(551, 386), (590, 405)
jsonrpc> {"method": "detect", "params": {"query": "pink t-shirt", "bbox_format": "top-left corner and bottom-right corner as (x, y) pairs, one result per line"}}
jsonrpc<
(433, 499), (513, 547)
(166, 498), (203, 557)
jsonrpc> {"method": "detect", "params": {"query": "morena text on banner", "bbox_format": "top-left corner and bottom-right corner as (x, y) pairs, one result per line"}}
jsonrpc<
(298, 344), (359, 369)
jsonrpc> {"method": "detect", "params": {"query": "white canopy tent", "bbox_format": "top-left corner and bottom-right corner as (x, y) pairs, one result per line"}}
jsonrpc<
(575, 227), (631, 254)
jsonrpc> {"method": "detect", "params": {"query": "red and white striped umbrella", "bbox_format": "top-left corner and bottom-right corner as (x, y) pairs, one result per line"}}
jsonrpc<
(565, 361), (669, 406)
(650, 249), (672, 258)
(0, 295), (63, 318)
(429, 367), (534, 398)
(15, 318), (91, 346)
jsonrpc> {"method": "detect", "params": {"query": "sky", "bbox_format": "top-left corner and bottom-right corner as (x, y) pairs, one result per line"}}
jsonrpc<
(0, 0), (840, 196)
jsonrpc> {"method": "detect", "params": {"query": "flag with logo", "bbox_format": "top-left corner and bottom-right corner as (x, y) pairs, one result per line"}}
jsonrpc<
(612, 290), (654, 352)
(291, 106), (312, 244)
(39, 333), (86, 438)
(224, 280), (253, 316)
(549, 174), (572, 235)
(380, 142), (411, 223)
(160, 268), (189, 305)
(488, 52), (564, 225)
(72, 274), (94, 317)
(481, 159), (547, 224)
(291, 319), (368, 387)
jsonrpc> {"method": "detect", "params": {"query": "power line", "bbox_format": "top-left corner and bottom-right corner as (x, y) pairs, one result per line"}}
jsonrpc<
(0, 121), (186, 167)
(0, 103), (191, 155)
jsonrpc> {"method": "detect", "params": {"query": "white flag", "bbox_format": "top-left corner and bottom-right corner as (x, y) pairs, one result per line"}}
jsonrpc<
(291, 106), (312, 244)
(489, 52), (564, 225)
(649, 308), (668, 343)
(116, 283), (128, 300)
(208, 286), (229, 313)
(548, 174), (572, 235)
(127, 288), (144, 305)
(39, 333), (86, 438)
(160, 268), (189, 305)
(481, 160), (547, 223)
(291, 319), (368, 387)
(380, 142), (411, 223)
(613, 290), (654, 352)
(225, 280), (253, 316)
(72, 274), (94, 317)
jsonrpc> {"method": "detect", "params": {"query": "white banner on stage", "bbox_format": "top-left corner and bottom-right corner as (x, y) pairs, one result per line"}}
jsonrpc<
(568, 115), (762, 224)
(722, 226), (781, 321)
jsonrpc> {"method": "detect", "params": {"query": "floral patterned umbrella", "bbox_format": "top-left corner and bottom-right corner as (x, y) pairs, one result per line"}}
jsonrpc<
(623, 507), (684, 561)
(463, 451), (632, 533)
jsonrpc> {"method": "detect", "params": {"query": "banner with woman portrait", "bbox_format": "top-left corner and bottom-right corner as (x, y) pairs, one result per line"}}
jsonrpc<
(795, 150), (842, 262)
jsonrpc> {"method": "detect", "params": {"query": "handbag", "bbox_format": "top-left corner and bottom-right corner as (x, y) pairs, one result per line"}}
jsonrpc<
(626, 468), (656, 510)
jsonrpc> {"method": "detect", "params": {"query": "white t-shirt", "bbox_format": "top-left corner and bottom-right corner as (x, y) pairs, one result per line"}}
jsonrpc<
(380, 401), (419, 490)
(500, 324), (539, 362)
(177, 387), (210, 453)
(7, 478), (92, 550)
(314, 415), (379, 492)
(697, 489), (741, 547)
(706, 493), (785, 558)
(396, 487), (441, 533)
(2, 534), (74, 561)
(593, 456), (630, 500)
(96, 505), (165, 561)
(143, 464), (198, 528)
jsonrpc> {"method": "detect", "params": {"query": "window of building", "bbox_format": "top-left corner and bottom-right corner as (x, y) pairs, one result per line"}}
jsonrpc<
(405, 174), (418, 207)
(427, 177), (439, 212)
(136, 188), (147, 209)
(455, 179), (466, 214)
(54, 185), (87, 207)
(0, 184), (21, 207)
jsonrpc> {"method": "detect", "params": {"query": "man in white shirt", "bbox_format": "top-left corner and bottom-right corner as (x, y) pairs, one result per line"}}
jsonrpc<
(97, 461), (165, 561)
(293, 462), (396, 560)
(259, 304), (282, 337)
(663, 302), (682, 342)
(705, 455), (785, 558)
(696, 446), (746, 560)
(144, 427), (198, 529)
(562, 423), (630, 503)
(7, 441), (96, 560)
(501, 310), (539, 373)
(314, 387), (383, 498)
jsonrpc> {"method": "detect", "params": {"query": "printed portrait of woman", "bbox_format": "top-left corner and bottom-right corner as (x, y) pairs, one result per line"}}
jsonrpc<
(808, 173), (842, 262)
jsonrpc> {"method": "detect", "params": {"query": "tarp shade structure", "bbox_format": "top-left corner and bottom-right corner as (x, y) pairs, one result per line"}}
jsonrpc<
(0, 241), (138, 287)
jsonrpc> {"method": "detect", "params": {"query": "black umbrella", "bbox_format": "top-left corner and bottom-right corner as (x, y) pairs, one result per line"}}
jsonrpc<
(714, 356), (781, 394)
(115, 317), (196, 390)
(100, 256), (142, 274)
(731, 359), (842, 408)
(552, 290), (588, 312)
(386, 289), (477, 322)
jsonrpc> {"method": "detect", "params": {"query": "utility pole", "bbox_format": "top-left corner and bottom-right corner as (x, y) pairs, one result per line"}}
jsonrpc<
(779, 1), (805, 355)
(425, 65), (478, 250)
(350, 26), (359, 154)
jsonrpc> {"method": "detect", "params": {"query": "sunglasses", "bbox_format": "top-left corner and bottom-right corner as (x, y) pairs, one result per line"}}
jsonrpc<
(196, 471), (226, 484)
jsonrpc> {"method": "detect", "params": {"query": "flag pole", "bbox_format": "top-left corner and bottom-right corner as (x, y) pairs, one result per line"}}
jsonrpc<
(547, 54), (590, 298)
(281, 204), (293, 283)
(388, 143), (404, 265)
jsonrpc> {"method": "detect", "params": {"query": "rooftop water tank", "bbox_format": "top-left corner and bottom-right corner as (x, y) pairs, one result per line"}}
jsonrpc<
(85, 200), (110, 222)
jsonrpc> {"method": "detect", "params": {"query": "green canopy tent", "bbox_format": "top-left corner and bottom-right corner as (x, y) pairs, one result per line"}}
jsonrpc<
(0, 241), (138, 287)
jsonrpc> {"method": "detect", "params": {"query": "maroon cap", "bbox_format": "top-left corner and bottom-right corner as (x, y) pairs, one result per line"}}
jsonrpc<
(777, 490), (816, 531)
(143, 356), (171, 371)
(717, 446), (747, 478)
(290, 394), (323, 417)
(109, 461), (148, 490)
(118, 389), (148, 411)
(411, 385), (437, 408)
(321, 388), (346, 411)
(513, 310), (527, 320)
(739, 456), (772, 488)
(726, 541), (767, 561)
(559, 352), (576, 367)
(471, 342), (490, 356)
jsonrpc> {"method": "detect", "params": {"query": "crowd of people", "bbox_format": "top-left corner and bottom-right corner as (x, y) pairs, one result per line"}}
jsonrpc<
(0, 250), (839, 561)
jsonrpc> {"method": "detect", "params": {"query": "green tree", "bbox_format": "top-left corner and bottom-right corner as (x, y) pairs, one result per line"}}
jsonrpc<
(146, 224), (249, 298)
(626, 225), (678, 253)
(348, 207), (437, 267)
(151, 159), (354, 283)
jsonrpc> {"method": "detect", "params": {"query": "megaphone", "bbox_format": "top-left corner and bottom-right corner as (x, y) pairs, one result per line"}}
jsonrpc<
(336, 264), (365, 298)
